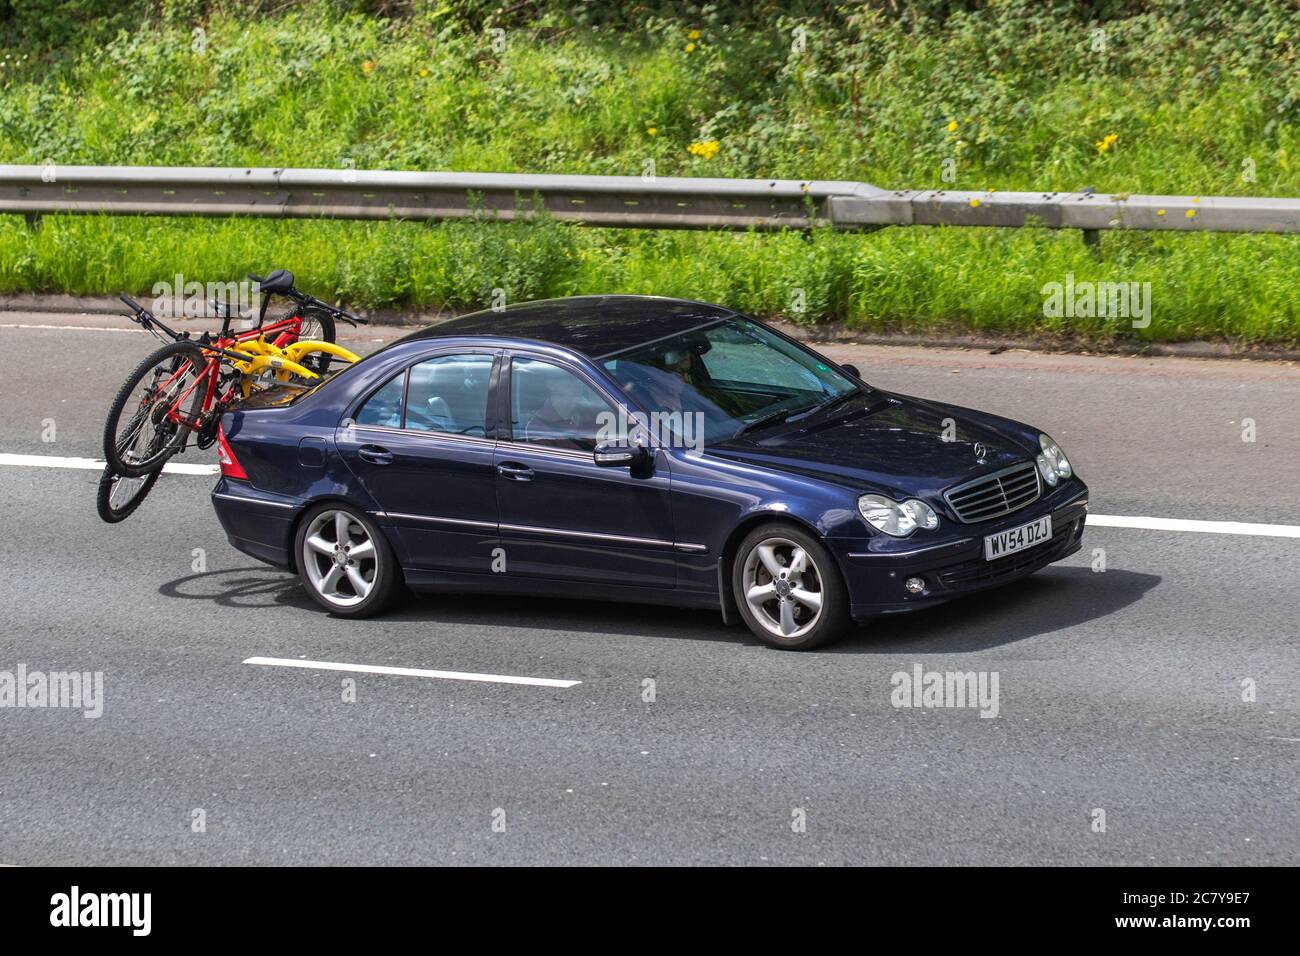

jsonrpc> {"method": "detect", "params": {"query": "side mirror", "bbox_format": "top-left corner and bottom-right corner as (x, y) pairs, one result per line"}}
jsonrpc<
(593, 441), (650, 468)
(841, 363), (861, 379)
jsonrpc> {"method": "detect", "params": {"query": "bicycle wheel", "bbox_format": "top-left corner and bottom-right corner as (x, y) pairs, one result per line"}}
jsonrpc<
(95, 464), (162, 523)
(292, 305), (337, 375)
(103, 340), (209, 477)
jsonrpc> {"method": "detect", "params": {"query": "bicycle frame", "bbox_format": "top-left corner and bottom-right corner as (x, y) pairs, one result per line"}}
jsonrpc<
(157, 312), (312, 431)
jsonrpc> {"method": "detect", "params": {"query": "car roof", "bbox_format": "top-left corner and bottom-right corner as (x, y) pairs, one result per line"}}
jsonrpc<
(394, 295), (739, 359)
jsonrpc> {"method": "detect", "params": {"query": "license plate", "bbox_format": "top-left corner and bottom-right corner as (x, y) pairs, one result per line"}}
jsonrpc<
(984, 515), (1052, 561)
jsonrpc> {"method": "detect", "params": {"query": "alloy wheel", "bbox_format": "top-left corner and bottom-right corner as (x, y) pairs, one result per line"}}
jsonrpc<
(740, 535), (826, 639)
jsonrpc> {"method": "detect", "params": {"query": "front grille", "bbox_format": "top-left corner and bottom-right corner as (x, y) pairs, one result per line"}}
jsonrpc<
(943, 461), (1041, 523)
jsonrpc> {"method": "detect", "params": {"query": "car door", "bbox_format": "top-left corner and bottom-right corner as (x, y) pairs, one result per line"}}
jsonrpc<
(336, 349), (500, 574)
(493, 352), (677, 588)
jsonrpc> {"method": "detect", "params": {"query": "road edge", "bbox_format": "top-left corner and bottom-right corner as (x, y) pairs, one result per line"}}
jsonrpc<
(5, 293), (1298, 362)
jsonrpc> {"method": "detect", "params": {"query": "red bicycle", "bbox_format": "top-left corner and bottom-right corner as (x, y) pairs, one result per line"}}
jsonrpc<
(100, 269), (366, 484)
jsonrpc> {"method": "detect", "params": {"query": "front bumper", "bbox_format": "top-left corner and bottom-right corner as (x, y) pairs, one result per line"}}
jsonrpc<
(832, 478), (1089, 620)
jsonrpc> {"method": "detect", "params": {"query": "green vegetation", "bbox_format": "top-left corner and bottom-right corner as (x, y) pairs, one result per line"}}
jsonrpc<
(1, 1), (1298, 345)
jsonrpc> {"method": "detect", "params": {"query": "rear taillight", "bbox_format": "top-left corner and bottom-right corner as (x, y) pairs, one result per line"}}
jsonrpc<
(216, 424), (248, 480)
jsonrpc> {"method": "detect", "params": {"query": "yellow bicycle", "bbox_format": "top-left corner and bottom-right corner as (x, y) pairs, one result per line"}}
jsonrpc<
(227, 336), (362, 397)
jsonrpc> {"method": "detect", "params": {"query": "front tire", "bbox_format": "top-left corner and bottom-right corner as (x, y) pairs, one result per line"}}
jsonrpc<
(294, 503), (398, 617)
(731, 522), (851, 650)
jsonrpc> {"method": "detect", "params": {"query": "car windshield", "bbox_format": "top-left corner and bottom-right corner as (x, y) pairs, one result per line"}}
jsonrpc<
(601, 317), (862, 444)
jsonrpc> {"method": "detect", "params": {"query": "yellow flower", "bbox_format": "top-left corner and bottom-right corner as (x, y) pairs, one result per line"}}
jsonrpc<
(1095, 132), (1119, 154)
(1185, 209), (1196, 218)
(361, 60), (375, 75)
(687, 29), (701, 41)
(946, 120), (958, 133)
(1156, 209), (1166, 216)
(685, 43), (696, 53)
(687, 140), (720, 160)
(646, 127), (657, 136)
(969, 198), (981, 208)
(418, 68), (429, 78)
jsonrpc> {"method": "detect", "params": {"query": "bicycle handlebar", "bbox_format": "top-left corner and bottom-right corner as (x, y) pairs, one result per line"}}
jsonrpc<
(246, 272), (368, 325)
(119, 294), (145, 314)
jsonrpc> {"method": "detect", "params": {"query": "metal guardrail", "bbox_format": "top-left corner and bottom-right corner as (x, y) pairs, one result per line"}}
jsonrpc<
(3, 165), (1300, 236)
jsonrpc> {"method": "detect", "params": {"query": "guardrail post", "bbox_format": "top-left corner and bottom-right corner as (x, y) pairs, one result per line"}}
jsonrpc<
(23, 213), (43, 231)
(1081, 228), (1101, 255)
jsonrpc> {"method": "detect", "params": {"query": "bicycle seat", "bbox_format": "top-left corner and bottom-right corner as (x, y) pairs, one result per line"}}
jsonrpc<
(257, 269), (295, 294)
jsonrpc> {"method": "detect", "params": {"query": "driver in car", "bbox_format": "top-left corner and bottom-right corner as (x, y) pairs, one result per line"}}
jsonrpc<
(524, 372), (592, 450)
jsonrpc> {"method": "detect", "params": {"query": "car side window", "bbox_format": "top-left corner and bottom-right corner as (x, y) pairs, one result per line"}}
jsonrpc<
(404, 354), (493, 437)
(354, 372), (404, 428)
(510, 357), (613, 452)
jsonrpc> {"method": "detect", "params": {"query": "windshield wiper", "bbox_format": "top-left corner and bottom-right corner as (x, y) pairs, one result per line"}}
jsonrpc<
(734, 405), (809, 437)
(808, 388), (862, 417)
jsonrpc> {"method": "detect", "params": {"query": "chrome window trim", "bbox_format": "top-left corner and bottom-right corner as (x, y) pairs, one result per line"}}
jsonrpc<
(493, 439), (609, 461)
(346, 422), (495, 447)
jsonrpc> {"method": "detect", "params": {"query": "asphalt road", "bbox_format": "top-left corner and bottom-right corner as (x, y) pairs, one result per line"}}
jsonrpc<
(0, 313), (1297, 865)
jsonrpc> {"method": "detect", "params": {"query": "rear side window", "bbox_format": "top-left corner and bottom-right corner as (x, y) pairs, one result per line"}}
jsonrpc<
(404, 354), (493, 437)
(352, 353), (494, 435)
(354, 373), (404, 428)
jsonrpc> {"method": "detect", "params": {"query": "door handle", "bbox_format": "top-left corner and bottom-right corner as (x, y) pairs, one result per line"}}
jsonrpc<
(358, 444), (393, 465)
(496, 461), (534, 481)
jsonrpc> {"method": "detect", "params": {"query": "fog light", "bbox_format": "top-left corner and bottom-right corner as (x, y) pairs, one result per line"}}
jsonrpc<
(905, 576), (926, 594)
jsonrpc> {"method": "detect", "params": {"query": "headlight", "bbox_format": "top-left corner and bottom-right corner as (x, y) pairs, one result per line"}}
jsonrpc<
(858, 494), (940, 536)
(1038, 433), (1073, 485)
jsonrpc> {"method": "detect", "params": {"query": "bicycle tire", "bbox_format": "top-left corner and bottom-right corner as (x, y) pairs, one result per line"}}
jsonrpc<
(292, 305), (337, 375)
(95, 464), (162, 523)
(103, 340), (209, 477)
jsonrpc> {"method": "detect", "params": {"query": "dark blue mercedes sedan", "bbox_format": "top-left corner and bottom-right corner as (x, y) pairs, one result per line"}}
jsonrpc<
(211, 295), (1088, 649)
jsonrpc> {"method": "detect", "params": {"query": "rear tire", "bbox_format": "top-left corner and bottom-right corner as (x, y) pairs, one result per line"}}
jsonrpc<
(291, 306), (337, 375)
(294, 502), (399, 617)
(731, 522), (852, 650)
(103, 340), (207, 477)
(95, 464), (162, 523)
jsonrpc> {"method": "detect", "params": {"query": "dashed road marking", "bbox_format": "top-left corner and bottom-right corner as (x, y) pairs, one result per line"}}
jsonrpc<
(243, 656), (581, 689)
(0, 452), (218, 475)
(1085, 514), (1300, 538)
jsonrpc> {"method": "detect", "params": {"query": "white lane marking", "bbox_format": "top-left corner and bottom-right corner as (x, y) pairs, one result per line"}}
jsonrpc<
(0, 323), (139, 332)
(1087, 514), (1300, 538)
(0, 452), (218, 475)
(1, 452), (1298, 538)
(243, 656), (581, 689)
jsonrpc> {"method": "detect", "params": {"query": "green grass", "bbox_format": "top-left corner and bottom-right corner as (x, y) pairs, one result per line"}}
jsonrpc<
(2, 1), (1299, 345)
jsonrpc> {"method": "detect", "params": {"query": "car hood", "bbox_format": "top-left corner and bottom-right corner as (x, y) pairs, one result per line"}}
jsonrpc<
(707, 391), (1037, 500)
